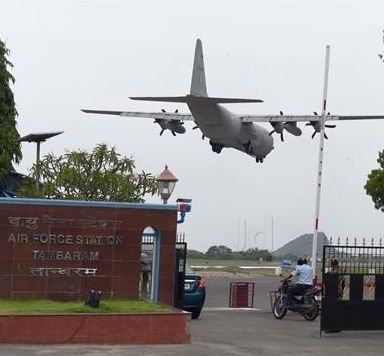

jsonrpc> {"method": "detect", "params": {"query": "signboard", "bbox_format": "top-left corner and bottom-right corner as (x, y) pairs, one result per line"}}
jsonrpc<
(0, 199), (178, 304)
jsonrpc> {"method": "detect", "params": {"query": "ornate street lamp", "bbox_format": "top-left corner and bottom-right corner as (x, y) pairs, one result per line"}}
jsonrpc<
(156, 165), (178, 204)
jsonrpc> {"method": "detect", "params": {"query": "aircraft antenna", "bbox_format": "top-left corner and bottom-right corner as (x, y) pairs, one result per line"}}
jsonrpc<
(311, 45), (331, 280)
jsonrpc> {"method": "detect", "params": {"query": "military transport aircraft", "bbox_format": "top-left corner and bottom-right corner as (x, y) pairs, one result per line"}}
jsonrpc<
(82, 39), (384, 163)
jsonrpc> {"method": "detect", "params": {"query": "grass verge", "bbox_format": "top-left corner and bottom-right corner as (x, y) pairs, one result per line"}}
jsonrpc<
(0, 298), (170, 315)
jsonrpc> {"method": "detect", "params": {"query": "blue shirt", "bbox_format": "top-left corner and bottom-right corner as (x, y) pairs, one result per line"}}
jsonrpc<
(292, 264), (313, 285)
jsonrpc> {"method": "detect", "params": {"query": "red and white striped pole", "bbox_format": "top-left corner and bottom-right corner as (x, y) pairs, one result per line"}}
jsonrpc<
(311, 45), (331, 280)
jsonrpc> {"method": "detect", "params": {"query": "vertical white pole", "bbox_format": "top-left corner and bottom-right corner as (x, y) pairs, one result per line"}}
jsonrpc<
(311, 45), (331, 280)
(271, 217), (274, 252)
(243, 219), (247, 250)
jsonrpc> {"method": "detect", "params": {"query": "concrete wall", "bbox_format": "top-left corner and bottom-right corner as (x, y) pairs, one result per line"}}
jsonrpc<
(0, 312), (191, 344)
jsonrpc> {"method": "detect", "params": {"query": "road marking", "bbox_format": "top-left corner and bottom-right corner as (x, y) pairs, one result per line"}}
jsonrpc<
(204, 307), (262, 312)
(191, 265), (278, 270)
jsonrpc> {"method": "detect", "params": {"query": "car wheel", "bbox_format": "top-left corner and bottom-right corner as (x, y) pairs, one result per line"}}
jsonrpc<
(191, 308), (202, 319)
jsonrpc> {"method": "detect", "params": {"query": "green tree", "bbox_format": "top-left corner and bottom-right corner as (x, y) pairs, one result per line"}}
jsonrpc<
(238, 247), (272, 260)
(187, 249), (206, 259)
(19, 143), (158, 202)
(0, 37), (22, 180)
(365, 150), (384, 212)
(206, 245), (233, 259)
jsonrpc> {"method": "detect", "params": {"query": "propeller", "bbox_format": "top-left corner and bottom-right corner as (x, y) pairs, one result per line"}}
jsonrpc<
(306, 112), (336, 139)
(269, 111), (302, 141)
(154, 109), (184, 136)
(269, 111), (285, 142)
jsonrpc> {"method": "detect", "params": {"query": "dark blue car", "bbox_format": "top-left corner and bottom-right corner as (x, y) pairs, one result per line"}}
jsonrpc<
(183, 265), (206, 319)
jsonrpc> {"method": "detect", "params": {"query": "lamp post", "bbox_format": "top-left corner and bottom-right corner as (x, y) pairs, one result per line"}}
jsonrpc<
(156, 165), (178, 204)
(19, 131), (64, 189)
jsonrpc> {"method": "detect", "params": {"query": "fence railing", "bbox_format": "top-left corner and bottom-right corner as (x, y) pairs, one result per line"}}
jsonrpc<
(323, 238), (384, 275)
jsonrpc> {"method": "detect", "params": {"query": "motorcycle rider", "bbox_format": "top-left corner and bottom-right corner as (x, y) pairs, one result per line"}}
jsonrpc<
(283, 257), (313, 307)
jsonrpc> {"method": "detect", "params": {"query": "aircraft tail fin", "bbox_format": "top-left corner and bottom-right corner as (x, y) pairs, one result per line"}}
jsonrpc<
(130, 39), (263, 104)
(190, 39), (208, 97)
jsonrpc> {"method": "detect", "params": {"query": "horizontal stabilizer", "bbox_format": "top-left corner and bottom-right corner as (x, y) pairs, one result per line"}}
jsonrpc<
(82, 109), (125, 115)
(130, 95), (263, 104)
(130, 96), (190, 103)
(204, 97), (263, 104)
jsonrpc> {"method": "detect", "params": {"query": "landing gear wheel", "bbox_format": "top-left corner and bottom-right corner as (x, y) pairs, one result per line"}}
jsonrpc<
(210, 140), (223, 154)
(213, 146), (222, 153)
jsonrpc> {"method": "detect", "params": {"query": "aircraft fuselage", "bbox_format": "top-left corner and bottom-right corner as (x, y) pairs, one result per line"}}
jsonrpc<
(186, 95), (274, 160)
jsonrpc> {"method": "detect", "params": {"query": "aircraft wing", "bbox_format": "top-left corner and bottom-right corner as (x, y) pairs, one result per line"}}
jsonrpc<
(81, 109), (194, 121)
(239, 113), (384, 139)
(239, 114), (384, 123)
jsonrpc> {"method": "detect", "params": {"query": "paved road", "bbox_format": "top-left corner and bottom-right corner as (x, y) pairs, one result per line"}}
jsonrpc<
(1, 275), (383, 356)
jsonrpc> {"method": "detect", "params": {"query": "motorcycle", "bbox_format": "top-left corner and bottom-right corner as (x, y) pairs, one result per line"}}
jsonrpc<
(270, 280), (321, 321)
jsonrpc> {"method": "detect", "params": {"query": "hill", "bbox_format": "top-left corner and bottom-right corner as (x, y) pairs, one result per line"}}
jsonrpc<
(272, 232), (329, 259)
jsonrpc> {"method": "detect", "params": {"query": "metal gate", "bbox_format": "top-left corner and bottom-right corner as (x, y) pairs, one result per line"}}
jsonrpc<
(174, 234), (187, 309)
(321, 239), (384, 333)
(141, 232), (187, 308)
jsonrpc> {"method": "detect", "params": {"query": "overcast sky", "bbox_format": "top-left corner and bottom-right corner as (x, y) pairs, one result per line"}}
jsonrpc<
(1, 0), (383, 252)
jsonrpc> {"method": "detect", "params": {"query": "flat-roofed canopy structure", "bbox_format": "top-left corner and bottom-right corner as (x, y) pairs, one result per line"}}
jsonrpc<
(19, 131), (64, 188)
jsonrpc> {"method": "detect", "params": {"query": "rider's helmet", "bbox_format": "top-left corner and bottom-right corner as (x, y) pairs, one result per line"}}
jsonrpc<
(297, 257), (307, 265)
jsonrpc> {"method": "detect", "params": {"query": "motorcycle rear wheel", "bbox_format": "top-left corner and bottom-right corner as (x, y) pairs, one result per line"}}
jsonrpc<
(302, 296), (319, 321)
(272, 296), (287, 319)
